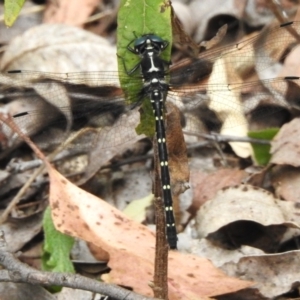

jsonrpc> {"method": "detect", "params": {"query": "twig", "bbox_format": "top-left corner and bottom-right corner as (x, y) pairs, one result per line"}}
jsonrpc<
(184, 131), (271, 145)
(0, 231), (158, 300)
(84, 9), (114, 24)
(0, 163), (46, 224)
(0, 127), (95, 224)
(152, 137), (169, 300)
(7, 131), (268, 174)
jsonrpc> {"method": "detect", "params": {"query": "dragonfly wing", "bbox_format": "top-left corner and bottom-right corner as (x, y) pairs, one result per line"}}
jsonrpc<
(81, 107), (146, 183)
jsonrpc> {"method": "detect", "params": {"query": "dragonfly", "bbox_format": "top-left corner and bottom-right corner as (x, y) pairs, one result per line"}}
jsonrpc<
(120, 34), (178, 249)
(0, 20), (299, 248)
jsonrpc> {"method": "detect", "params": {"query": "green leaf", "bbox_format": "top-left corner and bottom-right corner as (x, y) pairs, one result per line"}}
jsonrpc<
(116, 0), (172, 137)
(42, 206), (75, 276)
(135, 99), (156, 136)
(248, 128), (279, 165)
(4, 0), (26, 27)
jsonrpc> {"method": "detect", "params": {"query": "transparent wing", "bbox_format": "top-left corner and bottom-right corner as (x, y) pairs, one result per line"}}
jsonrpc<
(1, 21), (299, 154)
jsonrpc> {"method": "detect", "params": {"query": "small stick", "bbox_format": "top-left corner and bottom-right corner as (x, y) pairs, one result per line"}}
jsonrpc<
(0, 231), (158, 300)
(152, 136), (169, 300)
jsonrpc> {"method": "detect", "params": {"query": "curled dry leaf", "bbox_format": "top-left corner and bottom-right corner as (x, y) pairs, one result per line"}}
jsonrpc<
(1, 80), (73, 150)
(270, 118), (300, 167)
(0, 24), (118, 155)
(196, 184), (300, 252)
(191, 241), (300, 298)
(189, 0), (248, 43)
(1, 24), (117, 72)
(225, 250), (300, 298)
(47, 166), (253, 299)
(195, 238), (300, 297)
(191, 239), (264, 269)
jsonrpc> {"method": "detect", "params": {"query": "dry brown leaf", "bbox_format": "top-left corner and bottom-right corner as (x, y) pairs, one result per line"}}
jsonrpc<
(44, 0), (99, 27)
(225, 250), (300, 298)
(0, 72), (75, 153)
(279, 44), (300, 77)
(172, 2), (195, 36)
(166, 102), (189, 195)
(1, 24), (117, 73)
(189, 168), (247, 214)
(275, 199), (300, 230)
(254, 19), (299, 80)
(191, 239), (264, 268)
(0, 213), (43, 252)
(57, 287), (95, 300)
(191, 241), (300, 298)
(197, 185), (286, 236)
(189, 0), (248, 43)
(192, 184), (300, 298)
(171, 5), (199, 57)
(271, 165), (300, 202)
(79, 108), (146, 184)
(47, 167), (253, 299)
(208, 56), (251, 158)
(270, 118), (300, 167)
(196, 184), (300, 251)
(199, 24), (228, 51)
(0, 282), (55, 300)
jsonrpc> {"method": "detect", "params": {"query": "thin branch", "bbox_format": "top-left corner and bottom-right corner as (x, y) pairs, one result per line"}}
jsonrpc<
(0, 127), (96, 224)
(7, 131), (268, 175)
(0, 231), (158, 300)
(184, 131), (271, 145)
(152, 137), (169, 300)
